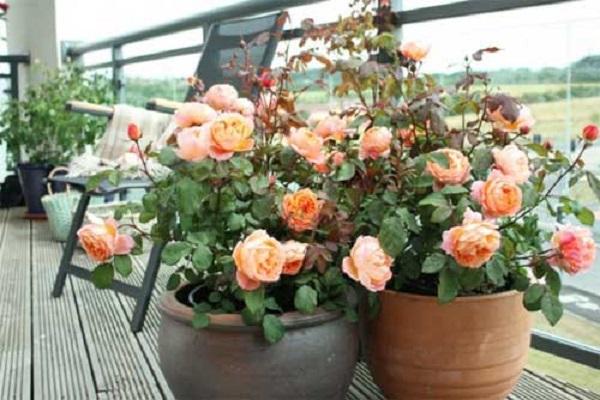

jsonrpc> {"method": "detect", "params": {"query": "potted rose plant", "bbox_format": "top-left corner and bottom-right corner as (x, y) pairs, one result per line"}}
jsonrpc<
(78, 52), (361, 397)
(294, 2), (599, 399)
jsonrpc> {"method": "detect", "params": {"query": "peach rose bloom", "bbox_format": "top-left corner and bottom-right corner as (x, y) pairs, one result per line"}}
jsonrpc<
(342, 236), (393, 292)
(441, 209), (500, 268)
(288, 127), (326, 165)
(359, 127), (393, 160)
(488, 105), (535, 132)
(471, 170), (522, 219)
(176, 126), (210, 162)
(282, 240), (308, 275)
(282, 188), (323, 232)
(330, 151), (346, 167)
(492, 144), (530, 184)
(398, 128), (415, 147)
(314, 115), (346, 141)
(426, 148), (471, 185)
(208, 113), (254, 161)
(549, 225), (596, 275)
(174, 103), (218, 128)
(232, 97), (255, 117)
(233, 230), (285, 291)
(77, 216), (134, 263)
(399, 41), (430, 61)
(203, 84), (238, 111)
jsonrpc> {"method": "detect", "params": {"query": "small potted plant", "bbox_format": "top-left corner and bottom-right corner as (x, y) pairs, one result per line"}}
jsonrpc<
(78, 41), (361, 397)
(0, 63), (112, 217)
(295, 2), (598, 398)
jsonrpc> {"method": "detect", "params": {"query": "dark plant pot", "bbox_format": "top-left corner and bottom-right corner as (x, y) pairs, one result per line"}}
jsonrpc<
(17, 163), (52, 217)
(0, 174), (25, 208)
(367, 290), (532, 400)
(158, 289), (359, 400)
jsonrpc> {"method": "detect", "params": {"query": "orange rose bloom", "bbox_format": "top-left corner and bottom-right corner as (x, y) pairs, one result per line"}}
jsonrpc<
(288, 127), (326, 165)
(314, 115), (346, 141)
(471, 171), (522, 219)
(233, 230), (285, 291)
(399, 41), (430, 61)
(487, 104), (535, 133)
(282, 240), (308, 275)
(208, 113), (254, 161)
(174, 102), (217, 128)
(441, 210), (501, 268)
(359, 127), (392, 160)
(282, 188), (323, 232)
(77, 216), (134, 263)
(342, 236), (393, 292)
(426, 148), (471, 185)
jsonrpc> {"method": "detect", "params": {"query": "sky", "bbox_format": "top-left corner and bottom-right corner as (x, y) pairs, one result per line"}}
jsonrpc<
(54, 0), (600, 78)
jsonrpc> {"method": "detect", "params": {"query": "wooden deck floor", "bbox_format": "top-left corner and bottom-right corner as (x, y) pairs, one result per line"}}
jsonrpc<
(1, 207), (599, 399)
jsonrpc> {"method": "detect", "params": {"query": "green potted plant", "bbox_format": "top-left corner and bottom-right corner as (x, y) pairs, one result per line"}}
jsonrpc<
(0, 63), (112, 217)
(295, 2), (598, 398)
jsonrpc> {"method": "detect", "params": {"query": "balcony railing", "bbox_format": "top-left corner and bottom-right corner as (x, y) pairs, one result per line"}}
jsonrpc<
(62, 0), (599, 371)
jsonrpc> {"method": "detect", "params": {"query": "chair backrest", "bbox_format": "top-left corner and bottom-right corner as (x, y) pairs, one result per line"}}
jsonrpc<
(185, 12), (283, 100)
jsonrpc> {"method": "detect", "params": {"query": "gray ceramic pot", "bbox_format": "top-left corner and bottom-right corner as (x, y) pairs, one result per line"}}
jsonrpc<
(158, 289), (359, 400)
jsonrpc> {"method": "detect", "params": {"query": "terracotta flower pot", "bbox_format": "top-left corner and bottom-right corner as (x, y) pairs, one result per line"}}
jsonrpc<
(158, 289), (359, 400)
(367, 290), (532, 400)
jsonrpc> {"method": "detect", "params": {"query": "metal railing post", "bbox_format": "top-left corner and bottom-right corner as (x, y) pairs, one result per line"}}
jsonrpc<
(9, 61), (20, 100)
(112, 45), (125, 102)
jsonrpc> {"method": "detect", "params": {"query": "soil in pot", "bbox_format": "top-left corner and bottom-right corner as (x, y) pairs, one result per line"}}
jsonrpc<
(17, 163), (52, 218)
(158, 285), (359, 400)
(368, 290), (532, 400)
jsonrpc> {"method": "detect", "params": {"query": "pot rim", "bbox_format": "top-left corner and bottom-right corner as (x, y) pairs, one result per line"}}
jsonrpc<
(159, 289), (344, 332)
(380, 289), (521, 303)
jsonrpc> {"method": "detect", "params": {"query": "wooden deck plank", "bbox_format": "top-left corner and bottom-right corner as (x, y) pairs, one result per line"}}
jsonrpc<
(31, 220), (97, 400)
(0, 208), (31, 400)
(69, 248), (164, 399)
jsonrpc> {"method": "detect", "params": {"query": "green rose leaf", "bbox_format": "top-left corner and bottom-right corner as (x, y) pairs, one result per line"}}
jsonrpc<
(113, 255), (133, 277)
(243, 286), (265, 315)
(437, 268), (459, 304)
(422, 253), (447, 273)
(418, 192), (447, 208)
(545, 268), (562, 296)
(91, 263), (114, 289)
(159, 146), (178, 166)
(441, 185), (468, 195)
(524, 283), (545, 309)
(576, 207), (595, 226)
(85, 171), (109, 192)
(161, 242), (192, 266)
(262, 314), (285, 344)
(191, 312), (210, 329)
(294, 285), (318, 314)
(431, 205), (452, 223)
(485, 258), (507, 286)
(192, 243), (213, 271)
(166, 273), (181, 291)
(541, 292), (563, 326)
(334, 162), (356, 181)
(227, 213), (246, 231)
(378, 216), (407, 258)
(249, 175), (269, 195)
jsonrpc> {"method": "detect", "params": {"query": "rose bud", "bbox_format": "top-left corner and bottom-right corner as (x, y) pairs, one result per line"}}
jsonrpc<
(543, 139), (553, 151)
(519, 125), (531, 135)
(258, 71), (276, 89)
(127, 123), (142, 141)
(582, 124), (599, 142)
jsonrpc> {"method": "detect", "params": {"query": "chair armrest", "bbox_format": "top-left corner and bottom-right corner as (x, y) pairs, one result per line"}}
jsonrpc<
(66, 100), (114, 118)
(47, 175), (152, 195)
(146, 98), (183, 114)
